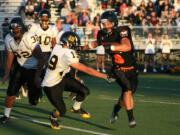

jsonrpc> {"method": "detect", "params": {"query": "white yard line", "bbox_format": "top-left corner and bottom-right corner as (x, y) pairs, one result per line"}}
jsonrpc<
(0, 115), (111, 135)
(99, 96), (180, 105)
(138, 86), (178, 91)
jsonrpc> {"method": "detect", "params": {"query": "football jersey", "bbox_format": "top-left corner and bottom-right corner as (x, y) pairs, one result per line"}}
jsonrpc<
(145, 38), (156, 54)
(4, 33), (13, 50)
(29, 23), (58, 52)
(160, 39), (172, 53)
(42, 45), (79, 87)
(97, 26), (136, 68)
(5, 32), (39, 69)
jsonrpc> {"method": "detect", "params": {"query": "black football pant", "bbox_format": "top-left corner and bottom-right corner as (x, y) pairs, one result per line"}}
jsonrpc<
(112, 68), (138, 99)
(43, 76), (89, 117)
(7, 63), (42, 105)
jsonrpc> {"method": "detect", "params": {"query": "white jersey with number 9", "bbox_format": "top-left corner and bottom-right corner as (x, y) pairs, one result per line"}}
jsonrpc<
(42, 44), (79, 87)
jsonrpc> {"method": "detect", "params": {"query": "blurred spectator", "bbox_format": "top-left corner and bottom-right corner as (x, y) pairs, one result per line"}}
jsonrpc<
(78, 10), (90, 26)
(25, 0), (35, 19)
(143, 33), (157, 73)
(153, 23), (162, 40)
(101, 0), (108, 9)
(1, 18), (10, 39)
(96, 45), (106, 73)
(56, 17), (64, 44)
(18, 6), (26, 20)
(119, 2), (127, 16)
(169, 7), (177, 26)
(149, 11), (160, 26)
(138, 0), (146, 14)
(93, 13), (100, 25)
(85, 20), (94, 39)
(80, 0), (89, 10)
(60, 2), (71, 20)
(160, 34), (173, 71)
(160, 9), (169, 26)
(174, 0), (180, 12)
(154, 0), (164, 17)
(39, 0), (50, 10)
(141, 18), (149, 36)
(74, 2), (83, 17)
(69, 0), (76, 9)
(93, 21), (100, 38)
(146, 1), (155, 17)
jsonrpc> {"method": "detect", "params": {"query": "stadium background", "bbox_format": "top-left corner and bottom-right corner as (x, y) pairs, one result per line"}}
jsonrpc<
(0, 1), (180, 135)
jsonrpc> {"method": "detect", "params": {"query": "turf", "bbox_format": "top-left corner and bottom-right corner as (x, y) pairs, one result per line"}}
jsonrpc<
(0, 73), (180, 135)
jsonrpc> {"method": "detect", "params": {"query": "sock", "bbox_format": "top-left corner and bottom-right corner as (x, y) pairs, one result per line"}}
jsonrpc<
(114, 104), (121, 114)
(73, 101), (82, 110)
(50, 115), (57, 120)
(127, 109), (134, 122)
(4, 107), (11, 117)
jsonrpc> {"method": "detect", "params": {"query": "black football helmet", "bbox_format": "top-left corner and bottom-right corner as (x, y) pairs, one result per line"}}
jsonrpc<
(60, 31), (81, 50)
(39, 9), (51, 28)
(100, 10), (118, 31)
(9, 17), (26, 40)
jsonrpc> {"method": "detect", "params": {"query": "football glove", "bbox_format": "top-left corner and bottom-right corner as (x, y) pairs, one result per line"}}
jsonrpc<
(104, 74), (116, 83)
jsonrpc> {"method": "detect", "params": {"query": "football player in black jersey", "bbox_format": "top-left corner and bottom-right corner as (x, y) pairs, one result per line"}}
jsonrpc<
(83, 10), (138, 128)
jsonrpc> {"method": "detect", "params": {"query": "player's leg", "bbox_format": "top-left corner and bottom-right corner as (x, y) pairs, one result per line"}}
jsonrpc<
(43, 80), (66, 130)
(26, 69), (42, 105)
(124, 70), (138, 128)
(0, 64), (24, 124)
(101, 55), (106, 73)
(110, 93), (124, 123)
(96, 55), (100, 71)
(143, 54), (148, 72)
(64, 77), (90, 118)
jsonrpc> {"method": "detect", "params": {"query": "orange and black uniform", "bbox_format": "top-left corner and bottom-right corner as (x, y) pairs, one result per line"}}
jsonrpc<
(97, 26), (138, 96)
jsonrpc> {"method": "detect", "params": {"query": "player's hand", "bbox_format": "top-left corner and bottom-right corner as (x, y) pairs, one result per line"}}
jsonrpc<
(104, 74), (116, 83)
(2, 73), (9, 84)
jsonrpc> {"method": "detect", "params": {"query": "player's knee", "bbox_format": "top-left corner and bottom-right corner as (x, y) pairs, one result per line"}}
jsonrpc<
(124, 90), (132, 95)
(83, 88), (90, 97)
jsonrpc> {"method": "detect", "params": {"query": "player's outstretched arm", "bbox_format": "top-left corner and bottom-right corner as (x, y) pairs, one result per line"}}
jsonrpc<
(70, 62), (115, 83)
(2, 51), (14, 84)
(70, 62), (106, 79)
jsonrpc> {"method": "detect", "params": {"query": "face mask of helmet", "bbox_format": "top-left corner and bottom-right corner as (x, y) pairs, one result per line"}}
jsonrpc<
(100, 11), (118, 34)
(10, 23), (23, 40)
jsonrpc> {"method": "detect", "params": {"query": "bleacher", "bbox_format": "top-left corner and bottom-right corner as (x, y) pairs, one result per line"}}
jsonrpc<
(0, 0), (180, 67)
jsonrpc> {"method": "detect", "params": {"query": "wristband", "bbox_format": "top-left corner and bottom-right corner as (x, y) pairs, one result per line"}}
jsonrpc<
(110, 46), (115, 51)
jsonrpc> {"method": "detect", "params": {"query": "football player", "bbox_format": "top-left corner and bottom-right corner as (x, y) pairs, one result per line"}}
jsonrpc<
(0, 17), (45, 124)
(83, 11), (138, 128)
(41, 31), (113, 130)
(28, 9), (58, 63)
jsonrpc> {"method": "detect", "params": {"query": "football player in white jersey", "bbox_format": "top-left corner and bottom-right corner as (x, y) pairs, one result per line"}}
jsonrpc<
(0, 17), (45, 124)
(41, 31), (114, 130)
(28, 9), (58, 63)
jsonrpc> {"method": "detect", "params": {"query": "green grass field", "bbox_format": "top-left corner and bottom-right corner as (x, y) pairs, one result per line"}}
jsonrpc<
(0, 73), (180, 135)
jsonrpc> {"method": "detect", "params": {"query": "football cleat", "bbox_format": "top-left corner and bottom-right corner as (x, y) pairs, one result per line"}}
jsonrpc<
(0, 115), (9, 124)
(50, 116), (61, 130)
(129, 119), (136, 128)
(70, 107), (91, 119)
(110, 104), (119, 124)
